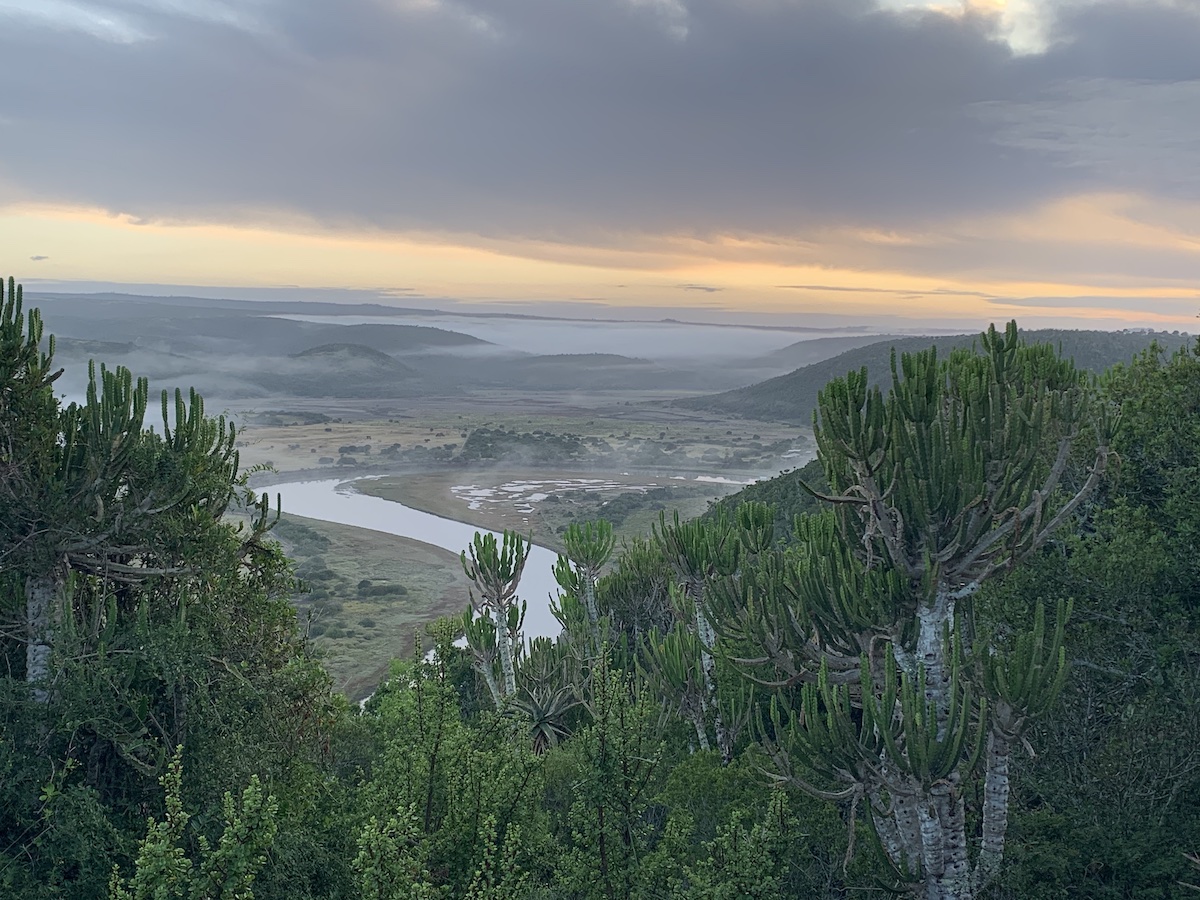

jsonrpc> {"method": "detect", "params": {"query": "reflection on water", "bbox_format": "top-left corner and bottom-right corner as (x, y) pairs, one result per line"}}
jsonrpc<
(268, 478), (563, 640)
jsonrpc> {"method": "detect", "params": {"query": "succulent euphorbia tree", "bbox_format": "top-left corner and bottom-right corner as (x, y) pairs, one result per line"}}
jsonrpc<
(461, 530), (529, 700)
(552, 519), (615, 653)
(714, 323), (1114, 899)
(653, 508), (744, 761)
(2, 276), (270, 704)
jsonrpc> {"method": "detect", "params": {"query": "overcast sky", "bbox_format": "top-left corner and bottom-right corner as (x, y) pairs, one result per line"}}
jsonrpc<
(1, 0), (1197, 328)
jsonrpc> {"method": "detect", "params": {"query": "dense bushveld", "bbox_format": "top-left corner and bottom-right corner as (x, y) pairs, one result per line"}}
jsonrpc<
(3, 275), (1198, 899)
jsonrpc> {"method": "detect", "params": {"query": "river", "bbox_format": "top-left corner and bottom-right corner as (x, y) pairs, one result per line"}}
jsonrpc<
(268, 477), (564, 640)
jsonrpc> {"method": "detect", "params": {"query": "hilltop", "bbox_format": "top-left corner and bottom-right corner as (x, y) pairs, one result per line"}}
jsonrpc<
(677, 328), (1193, 423)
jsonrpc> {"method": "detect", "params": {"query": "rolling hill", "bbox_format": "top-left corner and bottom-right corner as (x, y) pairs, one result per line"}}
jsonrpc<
(244, 343), (423, 398)
(678, 329), (1193, 423)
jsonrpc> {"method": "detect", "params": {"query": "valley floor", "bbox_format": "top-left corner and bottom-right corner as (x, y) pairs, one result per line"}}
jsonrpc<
(233, 391), (811, 698)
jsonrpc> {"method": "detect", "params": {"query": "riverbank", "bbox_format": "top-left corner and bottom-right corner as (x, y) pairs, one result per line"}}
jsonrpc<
(267, 478), (565, 700)
(272, 513), (472, 699)
(353, 467), (744, 554)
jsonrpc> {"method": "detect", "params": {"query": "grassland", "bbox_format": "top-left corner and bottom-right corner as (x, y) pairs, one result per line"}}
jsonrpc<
(271, 513), (473, 700)
(232, 399), (809, 477)
(240, 400), (811, 696)
(354, 469), (737, 554)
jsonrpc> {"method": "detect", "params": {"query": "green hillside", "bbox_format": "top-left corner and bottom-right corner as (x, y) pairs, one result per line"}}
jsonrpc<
(678, 328), (1192, 423)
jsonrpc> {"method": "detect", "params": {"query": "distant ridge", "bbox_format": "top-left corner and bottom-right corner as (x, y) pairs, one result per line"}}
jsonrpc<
(678, 329), (1193, 423)
(303, 323), (491, 353)
(290, 343), (417, 370)
(761, 334), (904, 371)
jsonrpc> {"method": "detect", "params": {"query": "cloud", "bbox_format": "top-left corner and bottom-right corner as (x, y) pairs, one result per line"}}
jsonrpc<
(0, 0), (1196, 280)
(0, 0), (149, 43)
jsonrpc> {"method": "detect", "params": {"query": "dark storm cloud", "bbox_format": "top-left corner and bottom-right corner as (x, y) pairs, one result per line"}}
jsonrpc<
(0, 0), (1197, 239)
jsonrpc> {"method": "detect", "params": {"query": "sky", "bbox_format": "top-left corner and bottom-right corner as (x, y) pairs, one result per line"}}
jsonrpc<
(1, 0), (1198, 330)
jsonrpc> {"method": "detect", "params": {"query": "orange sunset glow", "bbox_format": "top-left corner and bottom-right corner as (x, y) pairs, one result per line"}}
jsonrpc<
(2, 0), (1197, 329)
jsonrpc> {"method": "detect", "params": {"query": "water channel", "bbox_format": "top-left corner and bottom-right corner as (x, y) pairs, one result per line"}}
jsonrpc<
(268, 477), (565, 640)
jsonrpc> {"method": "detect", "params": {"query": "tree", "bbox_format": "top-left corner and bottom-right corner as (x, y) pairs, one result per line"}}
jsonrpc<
(461, 531), (529, 701)
(593, 537), (674, 652)
(2, 319), (273, 703)
(553, 520), (615, 653)
(654, 510), (742, 762)
(714, 323), (1113, 898)
(0, 279), (342, 900)
(551, 654), (665, 900)
(981, 339), (1200, 897)
(353, 629), (544, 899)
(0, 275), (64, 701)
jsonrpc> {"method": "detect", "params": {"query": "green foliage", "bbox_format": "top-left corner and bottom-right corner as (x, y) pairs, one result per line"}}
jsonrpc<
(354, 637), (546, 898)
(548, 656), (665, 900)
(108, 748), (278, 900)
(595, 537), (674, 647)
(976, 340), (1200, 898)
(708, 457), (828, 543)
(674, 793), (790, 899)
(11, 278), (1200, 900)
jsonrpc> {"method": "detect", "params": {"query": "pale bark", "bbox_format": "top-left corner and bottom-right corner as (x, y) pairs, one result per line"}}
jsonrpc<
(582, 575), (599, 628)
(583, 573), (601, 653)
(891, 788), (925, 873)
(918, 800), (946, 879)
(495, 609), (516, 698)
(916, 590), (954, 736)
(690, 580), (731, 760)
(25, 574), (57, 704)
(974, 730), (1011, 891)
(869, 789), (906, 870)
(480, 664), (502, 709)
(690, 710), (711, 753)
(929, 782), (971, 900)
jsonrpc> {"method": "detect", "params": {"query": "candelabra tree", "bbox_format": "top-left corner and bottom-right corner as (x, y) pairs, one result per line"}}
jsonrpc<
(640, 502), (773, 757)
(461, 530), (529, 702)
(552, 519), (615, 655)
(1, 275), (275, 704)
(653, 508), (744, 761)
(710, 323), (1114, 899)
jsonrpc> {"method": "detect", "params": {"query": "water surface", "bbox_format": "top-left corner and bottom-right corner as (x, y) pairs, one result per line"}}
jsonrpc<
(270, 478), (563, 640)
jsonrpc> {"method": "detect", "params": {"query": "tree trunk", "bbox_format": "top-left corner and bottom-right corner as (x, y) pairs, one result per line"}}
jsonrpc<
(974, 729), (1011, 891)
(583, 575), (599, 627)
(495, 608), (516, 698)
(690, 707), (710, 753)
(923, 781), (971, 900)
(916, 589), (954, 735)
(478, 660), (503, 709)
(890, 786), (924, 873)
(26, 574), (58, 703)
(690, 580), (731, 760)
(583, 575), (601, 652)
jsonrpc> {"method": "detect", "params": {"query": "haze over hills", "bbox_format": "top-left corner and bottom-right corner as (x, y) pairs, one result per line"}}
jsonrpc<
(760, 334), (907, 371)
(679, 329), (1195, 423)
(33, 290), (1194, 413)
(32, 291), (886, 403)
